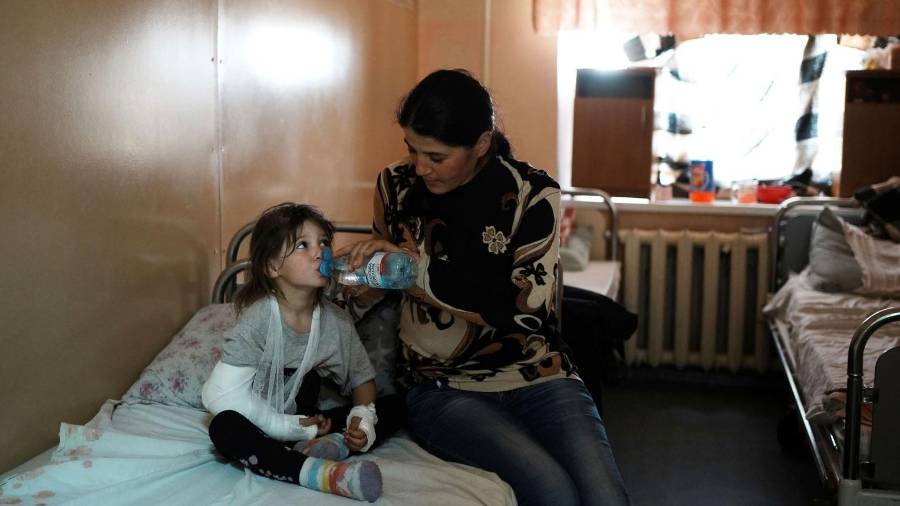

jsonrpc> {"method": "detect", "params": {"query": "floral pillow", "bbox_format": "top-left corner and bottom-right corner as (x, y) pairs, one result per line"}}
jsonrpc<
(121, 304), (236, 409)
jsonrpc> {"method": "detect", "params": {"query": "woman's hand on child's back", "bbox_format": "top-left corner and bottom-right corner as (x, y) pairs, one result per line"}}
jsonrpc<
(344, 416), (368, 452)
(300, 414), (332, 436)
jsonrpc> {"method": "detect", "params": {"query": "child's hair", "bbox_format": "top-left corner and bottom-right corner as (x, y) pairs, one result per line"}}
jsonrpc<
(234, 202), (335, 315)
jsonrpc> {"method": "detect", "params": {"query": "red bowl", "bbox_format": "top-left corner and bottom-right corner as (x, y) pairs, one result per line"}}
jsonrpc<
(756, 185), (793, 204)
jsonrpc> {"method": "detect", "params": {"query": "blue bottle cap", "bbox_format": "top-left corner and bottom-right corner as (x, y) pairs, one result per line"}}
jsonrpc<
(319, 247), (333, 277)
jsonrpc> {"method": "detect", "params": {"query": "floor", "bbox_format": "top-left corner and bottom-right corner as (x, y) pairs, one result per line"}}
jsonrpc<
(600, 366), (828, 506)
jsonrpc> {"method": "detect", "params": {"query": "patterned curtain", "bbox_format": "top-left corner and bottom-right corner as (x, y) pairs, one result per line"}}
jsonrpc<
(796, 35), (829, 173)
(534, 0), (900, 37)
(648, 34), (865, 190)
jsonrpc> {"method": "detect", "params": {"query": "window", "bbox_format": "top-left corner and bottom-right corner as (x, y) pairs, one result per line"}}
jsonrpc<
(558, 31), (866, 190)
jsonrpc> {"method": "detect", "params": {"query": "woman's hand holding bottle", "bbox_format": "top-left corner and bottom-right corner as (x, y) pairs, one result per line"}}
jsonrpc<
(325, 240), (420, 290)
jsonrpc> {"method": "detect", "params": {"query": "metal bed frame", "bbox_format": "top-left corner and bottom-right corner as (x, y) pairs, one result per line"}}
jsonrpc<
(212, 221), (570, 324)
(767, 196), (900, 504)
(212, 223), (372, 304)
(560, 186), (619, 262)
(213, 187), (619, 305)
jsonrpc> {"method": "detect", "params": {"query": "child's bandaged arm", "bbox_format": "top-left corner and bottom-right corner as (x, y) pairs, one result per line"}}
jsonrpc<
(201, 361), (317, 442)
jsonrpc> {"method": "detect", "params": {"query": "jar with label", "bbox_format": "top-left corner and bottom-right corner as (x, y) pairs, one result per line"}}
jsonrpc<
(689, 160), (715, 203)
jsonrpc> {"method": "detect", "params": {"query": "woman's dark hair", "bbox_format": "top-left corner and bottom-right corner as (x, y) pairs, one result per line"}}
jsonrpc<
(397, 68), (511, 158)
(234, 202), (335, 315)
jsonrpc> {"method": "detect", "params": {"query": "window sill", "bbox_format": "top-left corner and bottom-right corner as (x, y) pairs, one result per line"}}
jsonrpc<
(610, 197), (780, 216)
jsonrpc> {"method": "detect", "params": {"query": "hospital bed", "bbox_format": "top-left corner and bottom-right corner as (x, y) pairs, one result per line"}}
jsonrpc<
(765, 196), (900, 504)
(0, 223), (516, 505)
(558, 187), (621, 300)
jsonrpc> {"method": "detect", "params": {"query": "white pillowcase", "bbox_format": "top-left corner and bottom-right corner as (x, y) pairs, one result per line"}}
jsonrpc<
(841, 220), (900, 297)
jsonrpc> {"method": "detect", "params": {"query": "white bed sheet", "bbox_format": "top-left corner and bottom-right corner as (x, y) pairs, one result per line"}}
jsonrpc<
(563, 260), (621, 299)
(0, 400), (515, 505)
(764, 271), (900, 423)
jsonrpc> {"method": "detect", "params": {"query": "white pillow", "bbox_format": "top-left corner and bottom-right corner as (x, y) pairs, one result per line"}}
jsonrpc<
(841, 221), (900, 297)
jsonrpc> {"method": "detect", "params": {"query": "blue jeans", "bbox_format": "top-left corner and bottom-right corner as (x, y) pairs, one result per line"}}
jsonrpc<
(406, 378), (630, 506)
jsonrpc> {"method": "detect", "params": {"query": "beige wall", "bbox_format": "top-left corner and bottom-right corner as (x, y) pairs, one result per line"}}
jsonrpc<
(0, 0), (221, 472)
(417, 0), (559, 177)
(220, 0), (417, 241)
(488, 0), (558, 177)
(0, 0), (416, 472)
(417, 0), (486, 80)
(0, 0), (558, 473)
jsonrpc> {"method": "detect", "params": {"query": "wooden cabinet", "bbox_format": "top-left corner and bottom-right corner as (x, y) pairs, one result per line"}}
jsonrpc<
(572, 68), (655, 198)
(841, 70), (900, 197)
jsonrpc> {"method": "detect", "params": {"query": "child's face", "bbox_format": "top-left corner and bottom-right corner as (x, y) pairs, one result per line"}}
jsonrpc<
(269, 221), (331, 292)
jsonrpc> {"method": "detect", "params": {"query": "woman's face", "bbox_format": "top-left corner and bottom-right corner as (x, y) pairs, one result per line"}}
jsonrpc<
(403, 127), (490, 195)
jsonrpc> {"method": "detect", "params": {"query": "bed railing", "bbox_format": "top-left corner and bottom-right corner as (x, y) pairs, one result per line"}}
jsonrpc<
(213, 223), (374, 304)
(841, 306), (900, 504)
(212, 220), (568, 322)
(768, 196), (857, 292)
(225, 221), (373, 266)
(560, 186), (619, 261)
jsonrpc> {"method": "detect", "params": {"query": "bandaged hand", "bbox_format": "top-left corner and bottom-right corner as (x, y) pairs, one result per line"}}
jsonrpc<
(300, 414), (332, 437)
(344, 403), (377, 452)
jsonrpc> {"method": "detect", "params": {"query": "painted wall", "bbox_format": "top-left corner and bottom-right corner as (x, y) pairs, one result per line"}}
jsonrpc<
(487, 0), (559, 177)
(219, 0), (417, 241)
(0, 0), (558, 473)
(417, 0), (559, 177)
(0, 0), (416, 472)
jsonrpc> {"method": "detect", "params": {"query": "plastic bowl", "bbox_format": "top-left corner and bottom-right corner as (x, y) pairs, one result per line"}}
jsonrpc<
(756, 185), (793, 204)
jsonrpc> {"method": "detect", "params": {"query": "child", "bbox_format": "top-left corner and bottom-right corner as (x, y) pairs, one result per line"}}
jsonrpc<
(201, 203), (382, 502)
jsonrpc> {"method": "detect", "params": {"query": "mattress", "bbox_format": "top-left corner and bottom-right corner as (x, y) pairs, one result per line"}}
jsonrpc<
(0, 400), (515, 505)
(563, 260), (621, 299)
(764, 271), (900, 423)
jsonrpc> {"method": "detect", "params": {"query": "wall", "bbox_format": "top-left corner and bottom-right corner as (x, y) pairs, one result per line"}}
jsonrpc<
(418, 0), (559, 177)
(0, 0), (558, 473)
(220, 0), (417, 241)
(0, 0), (416, 472)
(488, 0), (558, 177)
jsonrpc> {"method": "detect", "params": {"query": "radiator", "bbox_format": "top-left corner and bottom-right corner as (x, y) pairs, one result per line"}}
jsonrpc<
(619, 229), (770, 372)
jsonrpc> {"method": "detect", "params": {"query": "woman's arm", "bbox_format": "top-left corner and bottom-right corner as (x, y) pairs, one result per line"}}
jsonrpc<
(201, 361), (319, 442)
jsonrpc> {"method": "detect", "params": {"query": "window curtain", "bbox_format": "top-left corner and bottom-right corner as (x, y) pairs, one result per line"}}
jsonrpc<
(650, 34), (858, 190)
(534, 0), (900, 37)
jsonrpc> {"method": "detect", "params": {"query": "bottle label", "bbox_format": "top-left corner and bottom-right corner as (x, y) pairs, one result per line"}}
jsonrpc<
(689, 160), (715, 192)
(364, 252), (388, 288)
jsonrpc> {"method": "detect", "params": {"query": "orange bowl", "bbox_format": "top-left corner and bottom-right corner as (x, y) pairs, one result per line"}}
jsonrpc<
(756, 185), (793, 204)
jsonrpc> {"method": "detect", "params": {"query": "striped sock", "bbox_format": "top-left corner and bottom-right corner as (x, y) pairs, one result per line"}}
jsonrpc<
(298, 457), (382, 502)
(295, 433), (350, 461)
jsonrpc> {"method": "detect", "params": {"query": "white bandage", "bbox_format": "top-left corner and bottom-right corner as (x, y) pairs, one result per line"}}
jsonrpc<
(346, 403), (378, 453)
(201, 361), (315, 442)
(296, 416), (320, 441)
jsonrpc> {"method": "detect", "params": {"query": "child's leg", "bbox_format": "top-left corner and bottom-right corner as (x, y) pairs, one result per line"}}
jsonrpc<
(294, 369), (322, 416)
(208, 410), (305, 483)
(208, 410), (382, 501)
(296, 433), (351, 460)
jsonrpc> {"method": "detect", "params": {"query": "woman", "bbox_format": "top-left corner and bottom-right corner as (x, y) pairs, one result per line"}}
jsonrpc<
(335, 69), (629, 506)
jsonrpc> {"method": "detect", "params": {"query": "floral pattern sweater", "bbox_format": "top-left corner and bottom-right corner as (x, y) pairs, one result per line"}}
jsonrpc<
(373, 154), (575, 391)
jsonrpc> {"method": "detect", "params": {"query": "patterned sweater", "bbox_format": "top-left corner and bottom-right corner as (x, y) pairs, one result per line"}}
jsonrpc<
(373, 154), (575, 392)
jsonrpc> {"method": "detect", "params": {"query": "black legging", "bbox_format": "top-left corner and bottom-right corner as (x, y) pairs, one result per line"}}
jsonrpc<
(207, 371), (406, 483)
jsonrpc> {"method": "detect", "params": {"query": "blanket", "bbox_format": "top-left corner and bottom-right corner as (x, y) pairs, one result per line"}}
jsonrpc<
(0, 401), (514, 505)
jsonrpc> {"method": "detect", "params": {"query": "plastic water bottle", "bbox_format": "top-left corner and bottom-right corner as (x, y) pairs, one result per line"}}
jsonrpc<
(319, 248), (417, 289)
